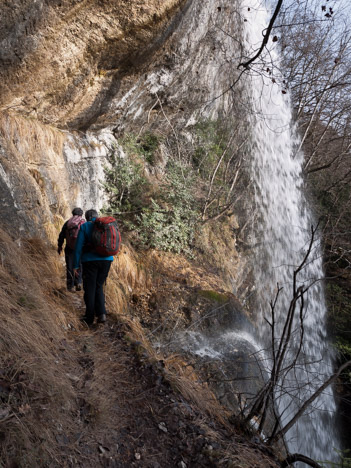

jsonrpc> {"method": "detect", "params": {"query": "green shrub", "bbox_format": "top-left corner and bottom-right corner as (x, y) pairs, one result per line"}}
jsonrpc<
(137, 163), (199, 254)
(192, 120), (228, 180)
(102, 142), (199, 254)
(326, 282), (351, 338)
(102, 145), (148, 213)
(120, 132), (161, 166)
(102, 121), (244, 252)
(189, 118), (248, 222)
(327, 282), (351, 384)
(334, 338), (351, 360)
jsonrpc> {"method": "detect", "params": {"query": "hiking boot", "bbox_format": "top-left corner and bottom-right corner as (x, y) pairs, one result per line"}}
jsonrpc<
(97, 314), (106, 323)
(80, 316), (93, 326)
(75, 284), (82, 291)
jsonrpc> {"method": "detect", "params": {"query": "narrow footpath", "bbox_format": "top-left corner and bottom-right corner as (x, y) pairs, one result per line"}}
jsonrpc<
(55, 290), (280, 468)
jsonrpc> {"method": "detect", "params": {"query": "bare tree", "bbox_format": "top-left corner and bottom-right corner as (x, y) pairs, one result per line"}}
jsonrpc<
(278, 4), (351, 381)
(244, 226), (315, 435)
(241, 226), (351, 465)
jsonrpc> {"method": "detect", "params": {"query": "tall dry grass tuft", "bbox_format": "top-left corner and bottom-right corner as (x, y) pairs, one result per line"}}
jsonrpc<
(105, 261), (129, 318)
(0, 228), (81, 464)
(113, 244), (150, 292)
(163, 354), (230, 425)
(0, 111), (65, 162)
(143, 248), (227, 291)
(105, 243), (150, 318)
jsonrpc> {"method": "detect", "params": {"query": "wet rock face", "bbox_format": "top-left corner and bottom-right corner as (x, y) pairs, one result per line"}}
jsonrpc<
(0, 0), (187, 128)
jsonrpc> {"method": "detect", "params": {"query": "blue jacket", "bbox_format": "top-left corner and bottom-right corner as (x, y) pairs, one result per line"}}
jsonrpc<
(73, 218), (114, 269)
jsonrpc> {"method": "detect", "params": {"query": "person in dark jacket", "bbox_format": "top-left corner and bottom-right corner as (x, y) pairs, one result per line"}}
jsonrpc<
(73, 209), (113, 325)
(57, 207), (85, 291)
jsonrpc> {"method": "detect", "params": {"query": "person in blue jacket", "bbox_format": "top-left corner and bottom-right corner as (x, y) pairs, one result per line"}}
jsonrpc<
(73, 209), (113, 325)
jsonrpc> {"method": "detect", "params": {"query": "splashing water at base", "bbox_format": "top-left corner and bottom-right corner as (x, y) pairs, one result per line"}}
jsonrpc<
(241, 0), (340, 463)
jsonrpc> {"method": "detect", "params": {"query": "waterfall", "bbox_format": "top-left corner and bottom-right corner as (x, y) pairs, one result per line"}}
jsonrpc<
(242, 0), (340, 462)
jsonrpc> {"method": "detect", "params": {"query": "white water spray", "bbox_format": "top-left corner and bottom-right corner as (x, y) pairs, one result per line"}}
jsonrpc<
(242, 0), (339, 462)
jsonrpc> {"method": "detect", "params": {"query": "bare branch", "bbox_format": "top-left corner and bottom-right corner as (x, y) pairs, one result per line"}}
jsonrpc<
(281, 453), (324, 468)
(270, 359), (351, 444)
(239, 0), (284, 69)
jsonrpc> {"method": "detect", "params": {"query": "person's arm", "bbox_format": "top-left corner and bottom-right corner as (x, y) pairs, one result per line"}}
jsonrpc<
(73, 225), (85, 270)
(57, 221), (68, 254)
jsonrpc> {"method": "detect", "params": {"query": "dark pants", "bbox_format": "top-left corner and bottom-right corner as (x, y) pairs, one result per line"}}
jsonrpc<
(65, 247), (82, 289)
(82, 260), (112, 323)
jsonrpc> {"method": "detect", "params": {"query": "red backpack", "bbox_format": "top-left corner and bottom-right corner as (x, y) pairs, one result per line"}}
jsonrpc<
(91, 217), (121, 256)
(66, 215), (85, 250)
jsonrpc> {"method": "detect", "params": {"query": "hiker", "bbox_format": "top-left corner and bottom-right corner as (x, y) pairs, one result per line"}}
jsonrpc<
(73, 209), (114, 325)
(57, 207), (85, 291)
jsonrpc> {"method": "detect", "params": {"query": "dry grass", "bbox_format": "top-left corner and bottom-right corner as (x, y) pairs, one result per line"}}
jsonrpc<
(113, 313), (231, 427)
(163, 354), (230, 425)
(105, 242), (151, 319)
(143, 248), (227, 291)
(194, 217), (241, 289)
(0, 111), (65, 162)
(0, 225), (144, 463)
(103, 241), (237, 426)
(0, 228), (80, 465)
(113, 243), (150, 292)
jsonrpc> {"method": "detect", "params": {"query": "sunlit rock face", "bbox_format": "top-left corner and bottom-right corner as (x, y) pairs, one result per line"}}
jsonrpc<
(0, 0), (242, 130)
(91, 0), (243, 133)
(0, 112), (118, 235)
(0, 0), (187, 129)
(0, 0), (243, 235)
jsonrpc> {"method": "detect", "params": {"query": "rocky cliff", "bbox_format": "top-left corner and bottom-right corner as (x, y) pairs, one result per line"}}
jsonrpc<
(0, 0), (246, 235)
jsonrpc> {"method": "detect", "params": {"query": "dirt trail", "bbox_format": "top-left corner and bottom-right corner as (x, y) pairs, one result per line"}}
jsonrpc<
(53, 291), (279, 468)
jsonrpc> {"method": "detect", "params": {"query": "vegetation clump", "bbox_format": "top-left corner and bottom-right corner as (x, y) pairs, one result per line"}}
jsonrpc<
(102, 138), (199, 254)
(120, 132), (161, 166)
(137, 163), (199, 254)
(102, 121), (247, 256)
(102, 143), (148, 214)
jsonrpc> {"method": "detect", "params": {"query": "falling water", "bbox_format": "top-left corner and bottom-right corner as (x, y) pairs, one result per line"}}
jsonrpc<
(242, 0), (340, 462)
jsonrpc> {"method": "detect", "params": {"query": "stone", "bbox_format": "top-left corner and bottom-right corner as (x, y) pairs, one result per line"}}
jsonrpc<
(158, 422), (168, 433)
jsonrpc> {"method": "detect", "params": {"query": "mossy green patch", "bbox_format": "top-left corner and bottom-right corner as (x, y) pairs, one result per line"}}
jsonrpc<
(198, 289), (229, 304)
